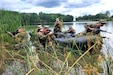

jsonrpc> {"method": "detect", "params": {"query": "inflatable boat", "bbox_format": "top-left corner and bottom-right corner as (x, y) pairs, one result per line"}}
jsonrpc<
(54, 32), (102, 51)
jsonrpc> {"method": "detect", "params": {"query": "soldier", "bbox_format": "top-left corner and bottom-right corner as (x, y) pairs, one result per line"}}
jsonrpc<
(84, 20), (106, 35)
(77, 20), (106, 36)
(35, 25), (43, 34)
(84, 20), (106, 54)
(65, 26), (76, 34)
(53, 18), (63, 38)
(7, 27), (29, 50)
(54, 18), (63, 33)
(29, 25), (43, 43)
(36, 26), (54, 48)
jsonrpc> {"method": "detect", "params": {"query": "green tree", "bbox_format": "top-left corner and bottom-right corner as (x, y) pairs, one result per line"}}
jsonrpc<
(63, 15), (73, 22)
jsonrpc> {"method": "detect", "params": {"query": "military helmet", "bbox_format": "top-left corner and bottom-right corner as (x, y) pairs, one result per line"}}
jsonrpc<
(44, 25), (49, 28)
(37, 25), (43, 29)
(56, 18), (59, 21)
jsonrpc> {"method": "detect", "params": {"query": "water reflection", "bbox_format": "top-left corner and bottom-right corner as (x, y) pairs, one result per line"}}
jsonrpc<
(102, 21), (113, 32)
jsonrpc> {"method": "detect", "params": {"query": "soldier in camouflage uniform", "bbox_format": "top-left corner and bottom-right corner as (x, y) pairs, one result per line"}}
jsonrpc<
(35, 25), (43, 35)
(36, 26), (55, 48)
(7, 27), (29, 50)
(84, 20), (106, 35)
(54, 18), (63, 33)
(65, 26), (76, 34)
(76, 20), (106, 54)
(77, 20), (106, 36)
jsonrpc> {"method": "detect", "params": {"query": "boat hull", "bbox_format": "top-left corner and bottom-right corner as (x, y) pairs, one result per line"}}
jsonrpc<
(55, 33), (102, 53)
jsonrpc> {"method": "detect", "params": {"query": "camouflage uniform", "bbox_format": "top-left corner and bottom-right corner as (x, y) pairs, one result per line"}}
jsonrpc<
(84, 23), (97, 35)
(35, 25), (43, 35)
(84, 20), (106, 35)
(37, 31), (47, 46)
(54, 19), (63, 33)
(76, 23), (103, 54)
(36, 27), (54, 48)
(12, 28), (29, 50)
(66, 26), (76, 34)
(77, 23), (101, 36)
(54, 20), (63, 38)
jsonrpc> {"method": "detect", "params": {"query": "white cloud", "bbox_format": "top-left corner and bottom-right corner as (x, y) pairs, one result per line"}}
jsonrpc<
(67, 0), (83, 4)
(0, 0), (113, 16)
(63, 0), (113, 16)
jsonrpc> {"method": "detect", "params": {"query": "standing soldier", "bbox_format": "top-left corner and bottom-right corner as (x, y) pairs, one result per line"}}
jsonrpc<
(54, 18), (63, 33)
(7, 27), (29, 50)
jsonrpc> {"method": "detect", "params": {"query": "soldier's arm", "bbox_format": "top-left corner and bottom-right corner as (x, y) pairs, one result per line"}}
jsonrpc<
(88, 27), (95, 31)
(85, 24), (96, 30)
(40, 32), (53, 39)
(7, 31), (15, 37)
(72, 28), (76, 33)
(13, 33), (20, 40)
(37, 32), (47, 40)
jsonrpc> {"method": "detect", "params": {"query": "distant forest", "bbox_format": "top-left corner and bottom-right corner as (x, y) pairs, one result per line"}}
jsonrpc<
(21, 12), (74, 25)
(76, 11), (113, 21)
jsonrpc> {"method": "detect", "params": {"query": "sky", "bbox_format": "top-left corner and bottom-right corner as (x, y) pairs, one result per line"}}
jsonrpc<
(0, 0), (113, 17)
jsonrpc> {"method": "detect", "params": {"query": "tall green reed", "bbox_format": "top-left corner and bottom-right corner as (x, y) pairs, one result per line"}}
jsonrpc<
(0, 10), (21, 43)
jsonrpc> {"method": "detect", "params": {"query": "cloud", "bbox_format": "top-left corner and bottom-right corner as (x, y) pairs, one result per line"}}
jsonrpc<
(26, 0), (66, 8)
(0, 0), (113, 17)
(62, 0), (113, 16)
(65, 0), (101, 8)
(0, 0), (34, 11)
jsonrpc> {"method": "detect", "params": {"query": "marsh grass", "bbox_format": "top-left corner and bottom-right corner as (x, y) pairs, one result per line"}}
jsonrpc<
(1, 38), (112, 75)
(0, 10), (113, 75)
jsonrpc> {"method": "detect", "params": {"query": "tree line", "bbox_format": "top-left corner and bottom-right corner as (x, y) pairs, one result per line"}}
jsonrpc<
(21, 12), (74, 25)
(76, 11), (113, 21)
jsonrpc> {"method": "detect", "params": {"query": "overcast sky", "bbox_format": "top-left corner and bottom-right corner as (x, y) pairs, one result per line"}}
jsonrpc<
(1, 0), (113, 17)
